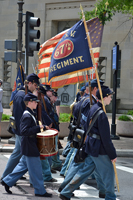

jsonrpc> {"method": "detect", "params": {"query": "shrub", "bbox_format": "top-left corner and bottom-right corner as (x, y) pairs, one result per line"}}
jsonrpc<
(118, 115), (132, 121)
(1, 114), (11, 121)
(127, 110), (133, 116)
(59, 113), (71, 122)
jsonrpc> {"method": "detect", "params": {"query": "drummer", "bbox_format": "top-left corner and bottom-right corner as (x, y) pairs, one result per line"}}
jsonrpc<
(1, 93), (52, 197)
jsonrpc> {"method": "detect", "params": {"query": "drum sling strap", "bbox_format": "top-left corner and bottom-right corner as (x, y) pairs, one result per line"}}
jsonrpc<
(23, 110), (37, 125)
(22, 111), (38, 138)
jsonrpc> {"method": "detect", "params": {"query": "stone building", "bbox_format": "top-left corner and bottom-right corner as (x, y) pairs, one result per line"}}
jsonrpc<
(0, 0), (133, 112)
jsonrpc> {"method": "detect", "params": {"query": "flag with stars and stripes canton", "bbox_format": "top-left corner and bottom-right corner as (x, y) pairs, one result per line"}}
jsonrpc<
(38, 17), (104, 88)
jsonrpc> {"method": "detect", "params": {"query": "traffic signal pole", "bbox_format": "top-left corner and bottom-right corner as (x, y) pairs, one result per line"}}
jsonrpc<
(17, 0), (24, 72)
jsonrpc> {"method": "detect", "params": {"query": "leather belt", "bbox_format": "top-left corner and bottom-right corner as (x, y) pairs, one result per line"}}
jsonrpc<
(89, 133), (100, 140)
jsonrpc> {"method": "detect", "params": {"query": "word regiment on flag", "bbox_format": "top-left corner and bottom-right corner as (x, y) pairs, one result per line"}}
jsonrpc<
(9, 64), (25, 106)
(38, 17), (104, 88)
(38, 30), (89, 88)
(48, 20), (93, 82)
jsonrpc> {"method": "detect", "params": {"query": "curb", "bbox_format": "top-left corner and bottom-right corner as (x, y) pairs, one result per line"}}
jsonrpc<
(0, 146), (15, 152)
(1, 146), (133, 157)
(116, 149), (133, 157)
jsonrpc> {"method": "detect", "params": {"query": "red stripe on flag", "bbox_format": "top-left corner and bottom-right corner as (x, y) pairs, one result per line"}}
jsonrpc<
(39, 43), (58, 55)
(38, 72), (49, 78)
(41, 75), (88, 89)
(38, 63), (50, 69)
(93, 52), (100, 58)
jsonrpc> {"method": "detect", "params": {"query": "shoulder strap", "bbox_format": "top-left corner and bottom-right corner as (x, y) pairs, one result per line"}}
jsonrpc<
(76, 96), (90, 127)
(86, 108), (104, 136)
(23, 110), (37, 125)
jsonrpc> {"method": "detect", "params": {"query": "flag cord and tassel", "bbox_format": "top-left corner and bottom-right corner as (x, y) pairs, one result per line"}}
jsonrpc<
(80, 4), (120, 192)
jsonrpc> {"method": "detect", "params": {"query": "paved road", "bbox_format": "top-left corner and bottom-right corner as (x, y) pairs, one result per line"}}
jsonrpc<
(1, 153), (133, 200)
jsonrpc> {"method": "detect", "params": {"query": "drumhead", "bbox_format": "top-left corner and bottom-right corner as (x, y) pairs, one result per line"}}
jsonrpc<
(37, 129), (58, 137)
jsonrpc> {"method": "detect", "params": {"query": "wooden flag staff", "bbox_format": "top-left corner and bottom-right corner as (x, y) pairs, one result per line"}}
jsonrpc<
(80, 4), (120, 192)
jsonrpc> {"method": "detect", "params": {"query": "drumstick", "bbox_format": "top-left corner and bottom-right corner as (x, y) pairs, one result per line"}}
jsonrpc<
(39, 121), (43, 133)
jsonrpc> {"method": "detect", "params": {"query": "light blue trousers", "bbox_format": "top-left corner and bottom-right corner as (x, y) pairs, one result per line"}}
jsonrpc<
(2, 134), (22, 179)
(60, 148), (75, 176)
(61, 154), (116, 200)
(41, 158), (52, 181)
(51, 151), (62, 169)
(3, 155), (46, 195)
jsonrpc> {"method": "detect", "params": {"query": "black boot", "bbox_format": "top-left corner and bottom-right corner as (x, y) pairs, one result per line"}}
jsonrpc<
(1, 180), (12, 194)
(99, 192), (105, 198)
(35, 192), (52, 197)
(59, 194), (70, 200)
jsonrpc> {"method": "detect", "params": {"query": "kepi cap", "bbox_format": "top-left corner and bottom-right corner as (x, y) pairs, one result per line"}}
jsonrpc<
(85, 79), (104, 88)
(24, 92), (39, 102)
(26, 73), (40, 85)
(80, 86), (85, 92)
(96, 85), (114, 100)
(39, 84), (46, 95)
(45, 85), (54, 92)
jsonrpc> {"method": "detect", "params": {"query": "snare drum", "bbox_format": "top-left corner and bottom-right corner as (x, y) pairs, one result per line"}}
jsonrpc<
(37, 129), (58, 158)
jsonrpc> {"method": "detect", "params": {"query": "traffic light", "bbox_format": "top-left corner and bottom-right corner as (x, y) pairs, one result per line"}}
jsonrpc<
(25, 11), (41, 57)
(4, 39), (17, 63)
(98, 57), (107, 81)
(3, 60), (11, 82)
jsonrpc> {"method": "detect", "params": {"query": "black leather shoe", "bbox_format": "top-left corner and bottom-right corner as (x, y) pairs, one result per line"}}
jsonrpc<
(1, 180), (12, 194)
(45, 178), (57, 182)
(20, 176), (26, 180)
(51, 166), (62, 171)
(59, 194), (70, 200)
(99, 192), (105, 198)
(58, 187), (63, 192)
(35, 192), (52, 197)
(51, 169), (57, 173)
(60, 174), (65, 178)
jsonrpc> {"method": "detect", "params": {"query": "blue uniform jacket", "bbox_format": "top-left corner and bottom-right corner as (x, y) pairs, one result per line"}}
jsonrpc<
(41, 99), (52, 126)
(73, 94), (97, 127)
(13, 87), (25, 135)
(80, 94), (97, 127)
(20, 107), (42, 157)
(44, 95), (59, 131)
(84, 101), (117, 160)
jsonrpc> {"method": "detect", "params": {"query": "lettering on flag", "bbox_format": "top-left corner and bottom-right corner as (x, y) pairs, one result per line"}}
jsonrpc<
(38, 17), (104, 87)
(48, 20), (93, 82)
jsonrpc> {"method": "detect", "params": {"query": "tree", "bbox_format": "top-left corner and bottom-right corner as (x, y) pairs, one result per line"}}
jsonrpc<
(81, 0), (133, 24)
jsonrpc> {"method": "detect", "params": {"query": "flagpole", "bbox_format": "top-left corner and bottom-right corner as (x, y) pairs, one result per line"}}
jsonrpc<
(80, 4), (119, 192)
